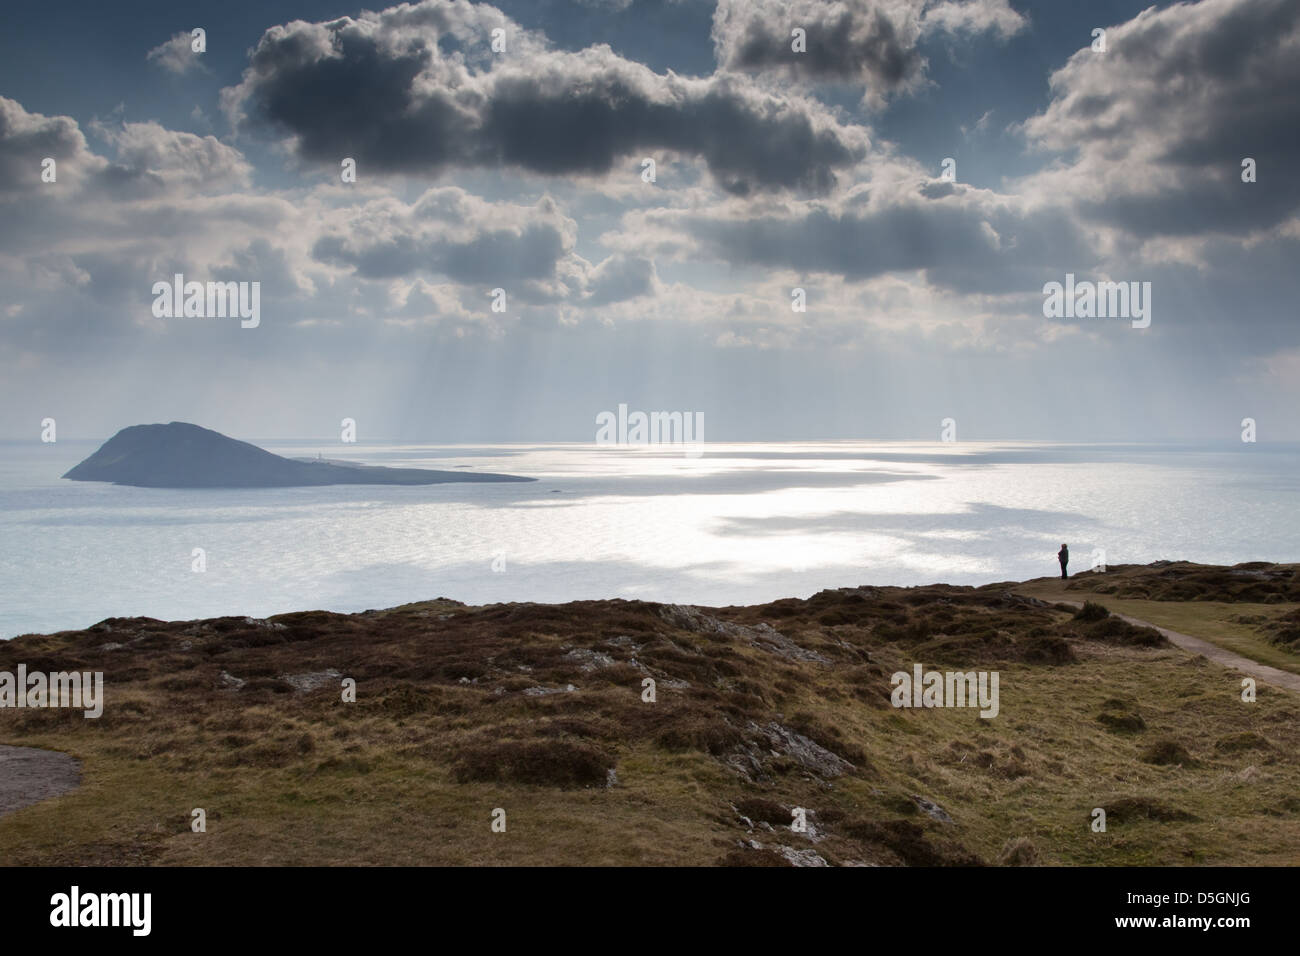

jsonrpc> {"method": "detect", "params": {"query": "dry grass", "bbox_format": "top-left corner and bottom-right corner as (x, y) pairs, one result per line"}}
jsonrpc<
(1019, 563), (1300, 674)
(2, 570), (1299, 866)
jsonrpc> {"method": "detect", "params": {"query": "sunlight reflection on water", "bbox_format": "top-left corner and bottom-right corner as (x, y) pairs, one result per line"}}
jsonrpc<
(1, 440), (1296, 637)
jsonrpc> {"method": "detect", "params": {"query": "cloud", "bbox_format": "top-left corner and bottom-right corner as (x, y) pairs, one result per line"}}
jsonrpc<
(309, 187), (578, 291)
(711, 0), (1025, 103)
(0, 96), (107, 194)
(922, 0), (1025, 38)
(713, 0), (927, 97)
(0, 98), (317, 353)
(960, 108), (993, 138)
(93, 121), (252, 194)
(221, 0), (868, 195)
(583, 253), (657, 305)
(1020, 0), (1300, 240)
(611, 174), (1095, 295)
(146, 31), (207, 75)
(309, 186), (657, 306)
(0, 99), (251, 205)
(0, 90), (659, 362)
(5, 0), (1300, 443)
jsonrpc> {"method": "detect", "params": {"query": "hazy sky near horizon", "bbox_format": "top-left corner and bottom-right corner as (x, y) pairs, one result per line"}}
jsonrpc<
(0, 0), (1297, 442)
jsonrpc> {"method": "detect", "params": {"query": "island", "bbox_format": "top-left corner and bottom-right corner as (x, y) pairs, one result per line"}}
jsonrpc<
(61, 422), (535, 488)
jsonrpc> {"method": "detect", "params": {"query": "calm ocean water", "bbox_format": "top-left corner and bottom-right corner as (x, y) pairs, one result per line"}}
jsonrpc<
(1, 439), (1297, 638)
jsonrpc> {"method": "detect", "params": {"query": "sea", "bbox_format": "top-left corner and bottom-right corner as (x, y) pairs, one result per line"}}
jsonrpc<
(2, 439), (1297, 639)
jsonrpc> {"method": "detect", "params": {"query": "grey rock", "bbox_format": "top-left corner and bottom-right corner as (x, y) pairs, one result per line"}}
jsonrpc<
(748, 623), (831, 663)
(564, 647), (616, 672)
(744, 839), (828, 867)
(755, 721), (854, 778)
(722, 741), (772, 783)
(911, 794), (953, 823)
(280, 669), (342, 693)
(659, 605), (829, 663)
(243, 617), (286, 630)
(776, 846), (829, 867)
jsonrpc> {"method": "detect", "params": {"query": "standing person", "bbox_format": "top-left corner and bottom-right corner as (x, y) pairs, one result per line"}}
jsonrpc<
(1058, 544), (1069, 580)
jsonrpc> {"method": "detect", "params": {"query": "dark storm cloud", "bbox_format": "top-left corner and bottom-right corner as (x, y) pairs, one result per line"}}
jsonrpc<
(1022, 0), (1300, 238)
(221, 1), (867, 195)
(646, 181), (1094, 294)
(711, 0), (1024, 98)
(713, 0), (924, 94)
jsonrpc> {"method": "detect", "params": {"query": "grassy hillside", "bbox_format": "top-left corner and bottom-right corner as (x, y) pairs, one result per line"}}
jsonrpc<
(1020, 562), (1300, 675)
(2, 566), (1299, 866)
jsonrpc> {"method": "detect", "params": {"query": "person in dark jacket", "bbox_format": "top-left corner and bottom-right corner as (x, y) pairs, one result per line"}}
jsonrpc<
(1058, 544), (1069, 580)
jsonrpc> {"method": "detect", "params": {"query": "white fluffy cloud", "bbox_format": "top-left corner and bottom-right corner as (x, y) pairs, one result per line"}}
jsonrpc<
(146, 31), (208, 75)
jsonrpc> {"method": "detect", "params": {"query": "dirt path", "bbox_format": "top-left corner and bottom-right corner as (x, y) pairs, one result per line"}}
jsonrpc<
(0, 745), (81, 818)
(1034, 597), (1300, 695)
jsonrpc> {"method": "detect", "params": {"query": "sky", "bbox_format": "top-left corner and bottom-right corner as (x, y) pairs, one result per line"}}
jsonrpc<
(0, 0), (1296, 442)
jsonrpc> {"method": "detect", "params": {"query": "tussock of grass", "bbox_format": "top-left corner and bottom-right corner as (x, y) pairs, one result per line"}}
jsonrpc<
(841, 818), (983, 866)
(1074, 601), (1111, 622)
(1257, 608), (1300, 649)
(1140, 738), (1198, 767)
(1097, 708), (1147, 733)
(1079, 615), (1167, 647)
(452, 739), (613, 788)
(1104, 796), (1197, 824)
(1213, 731), (1271, 754)
(734, 797), (790, 826)
(719, 846), (792, 867)
(999, 836), (1039, 866)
